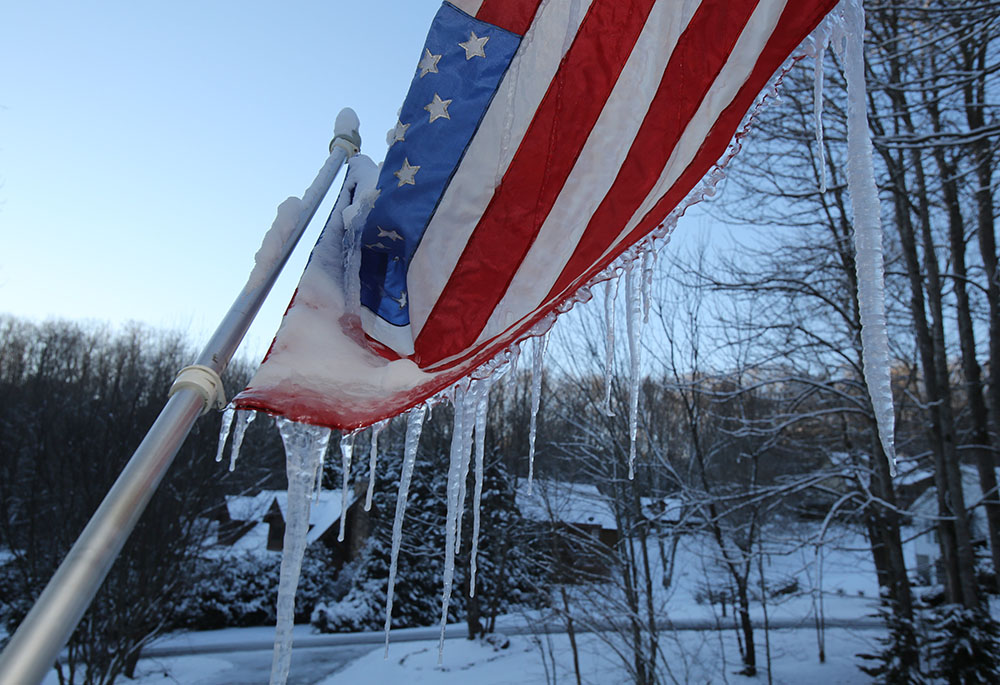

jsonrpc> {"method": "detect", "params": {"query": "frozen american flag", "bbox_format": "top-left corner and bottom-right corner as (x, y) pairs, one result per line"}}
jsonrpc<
(234, 0), (840, 429)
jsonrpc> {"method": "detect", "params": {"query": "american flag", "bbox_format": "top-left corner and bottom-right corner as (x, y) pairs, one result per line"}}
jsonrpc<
(235, 0), (839, 429)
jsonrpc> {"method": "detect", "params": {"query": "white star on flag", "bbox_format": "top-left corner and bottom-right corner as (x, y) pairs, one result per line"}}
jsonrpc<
(377, 226), (404, 242)
(424, 93), (452, 123)
(389, 120), (409, 146)
(394, 158), (419, 187)
(458, 31), (488, 60)
(417, 48), (441, 77)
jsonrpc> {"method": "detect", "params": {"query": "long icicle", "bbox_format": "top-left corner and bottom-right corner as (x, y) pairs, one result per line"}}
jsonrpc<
(527, 332), (549, 493)
(384, 405), (426, 656)
(438, 385), (469, 661)
(365, 420), (387, 511)
(229, 409), (256, 472)
(814, 30), (829, 195)
(839, 0), (897, 474)
(454, 383), (478, 555)
(602, 274), (619, 417)
(625, 260), (644, 480)
(270, 418), (331, 685)
(470, 378), (491, 597)
(338, 432), (355, 542)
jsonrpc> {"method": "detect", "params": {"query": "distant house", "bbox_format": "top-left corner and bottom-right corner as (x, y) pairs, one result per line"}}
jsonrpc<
(516, 479), (619, 579)
(905, 464), (997, 586)
(640, 496), (684, 529)
(210, 487), (369, 563)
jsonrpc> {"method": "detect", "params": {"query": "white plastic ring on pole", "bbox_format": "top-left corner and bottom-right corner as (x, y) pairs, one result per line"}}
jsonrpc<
(169, 365), (226, 414)
(330, 136), (360, 156)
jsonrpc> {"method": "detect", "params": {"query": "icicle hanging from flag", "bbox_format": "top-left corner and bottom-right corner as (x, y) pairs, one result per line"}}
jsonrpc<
(233, 0), (870, 436)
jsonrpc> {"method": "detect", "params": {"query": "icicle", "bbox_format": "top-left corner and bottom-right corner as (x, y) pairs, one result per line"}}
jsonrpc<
(365, 420), (387, 511)
(601, 274), (619, 417)
(469, 378), (491, 597)
(454, 387), (477, 555)
(215, 406), (235, 463)
(838, 0), (897, 475)
(641, 248), (655, 324)
(338, 432), (355, 542)
(527, 333), (549, 493)
(812, 20), (831, 194)
(505, 343), (521, 392)
(270, 417), (331, 685)
(384, 405), (426, 656)
(438, 384), (471, 662)
(313, 435), (326, 502)
(625, 261), (644, 480)
(228, 409), (256, 472)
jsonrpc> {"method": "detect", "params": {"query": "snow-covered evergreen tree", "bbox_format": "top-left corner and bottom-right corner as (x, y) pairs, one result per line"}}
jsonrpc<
(926, 605), (1000, 685)
(311, 447), (539, 633)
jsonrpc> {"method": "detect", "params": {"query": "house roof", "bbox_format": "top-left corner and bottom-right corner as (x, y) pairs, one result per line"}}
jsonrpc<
(516, 479), (617, 530)
(225, 488), (358, 545)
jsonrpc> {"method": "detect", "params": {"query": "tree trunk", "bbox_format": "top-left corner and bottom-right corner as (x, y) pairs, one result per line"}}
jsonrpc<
(910, 142), (980, 610)
(962, 21), (1000, 456)
(936, 145), (1000, 582)
(881, 149), (962, 604)
(465, 577), (483, 640)
(736, 579), (757, 677)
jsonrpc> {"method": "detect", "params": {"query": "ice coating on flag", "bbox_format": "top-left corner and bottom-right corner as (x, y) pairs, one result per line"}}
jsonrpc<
(235, 0), (844, 430)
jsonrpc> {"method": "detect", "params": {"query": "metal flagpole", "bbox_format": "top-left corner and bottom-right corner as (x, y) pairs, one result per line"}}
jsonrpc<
(0, 108), (361, 685)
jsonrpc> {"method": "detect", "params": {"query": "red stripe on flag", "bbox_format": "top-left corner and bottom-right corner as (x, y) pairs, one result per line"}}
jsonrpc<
(475, 0), (544, 36)
(414, 0), (657, 366)
(544, 0), (761, 303)
(544, 0), (837, 308)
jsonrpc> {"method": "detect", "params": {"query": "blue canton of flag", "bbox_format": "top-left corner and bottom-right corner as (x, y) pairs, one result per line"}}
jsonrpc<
(359, 2), (521, 351)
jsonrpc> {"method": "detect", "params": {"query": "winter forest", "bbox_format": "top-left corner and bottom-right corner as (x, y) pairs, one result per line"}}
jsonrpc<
(3, 1), (1000, 683)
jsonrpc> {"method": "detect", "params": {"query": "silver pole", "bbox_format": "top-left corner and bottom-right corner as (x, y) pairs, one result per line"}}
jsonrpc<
(0, 109), (361, 685)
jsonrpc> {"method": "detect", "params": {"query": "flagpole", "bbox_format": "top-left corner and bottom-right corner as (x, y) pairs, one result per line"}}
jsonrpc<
(0, 109), (361, 685)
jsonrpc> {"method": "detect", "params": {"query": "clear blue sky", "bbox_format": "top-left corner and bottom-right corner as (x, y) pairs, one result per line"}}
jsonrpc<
(1, 0), (720, 364)
(1, 0), (441, 360)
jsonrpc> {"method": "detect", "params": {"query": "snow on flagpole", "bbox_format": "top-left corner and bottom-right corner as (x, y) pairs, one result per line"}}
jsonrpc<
(0, 109), (361, 685)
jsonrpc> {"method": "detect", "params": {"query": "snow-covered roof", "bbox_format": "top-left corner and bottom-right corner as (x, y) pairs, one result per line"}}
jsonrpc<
(640, 496), (683, 523)
(516, 479), (617, 530)
(228, 522), (271, 554)
(225, 488), (358, 545)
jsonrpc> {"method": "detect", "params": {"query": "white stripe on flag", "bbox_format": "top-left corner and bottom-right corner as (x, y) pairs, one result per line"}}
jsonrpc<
(407, 0), (595, 338)
(450, 0), (485, 16)
(599, 0), (790, 267)
(474, 0), (704, 348)
(480, 0), (791, 348)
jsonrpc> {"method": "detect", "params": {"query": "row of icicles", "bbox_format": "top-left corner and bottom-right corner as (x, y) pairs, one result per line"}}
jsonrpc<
(215, 255), (655, 685)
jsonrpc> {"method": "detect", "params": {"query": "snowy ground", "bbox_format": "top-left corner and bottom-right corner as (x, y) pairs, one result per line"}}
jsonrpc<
(36, 524), (891, 683)
(85, 625), (883, 684)
(18, 523), (892, 683)
(322, 628), (882, 685)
